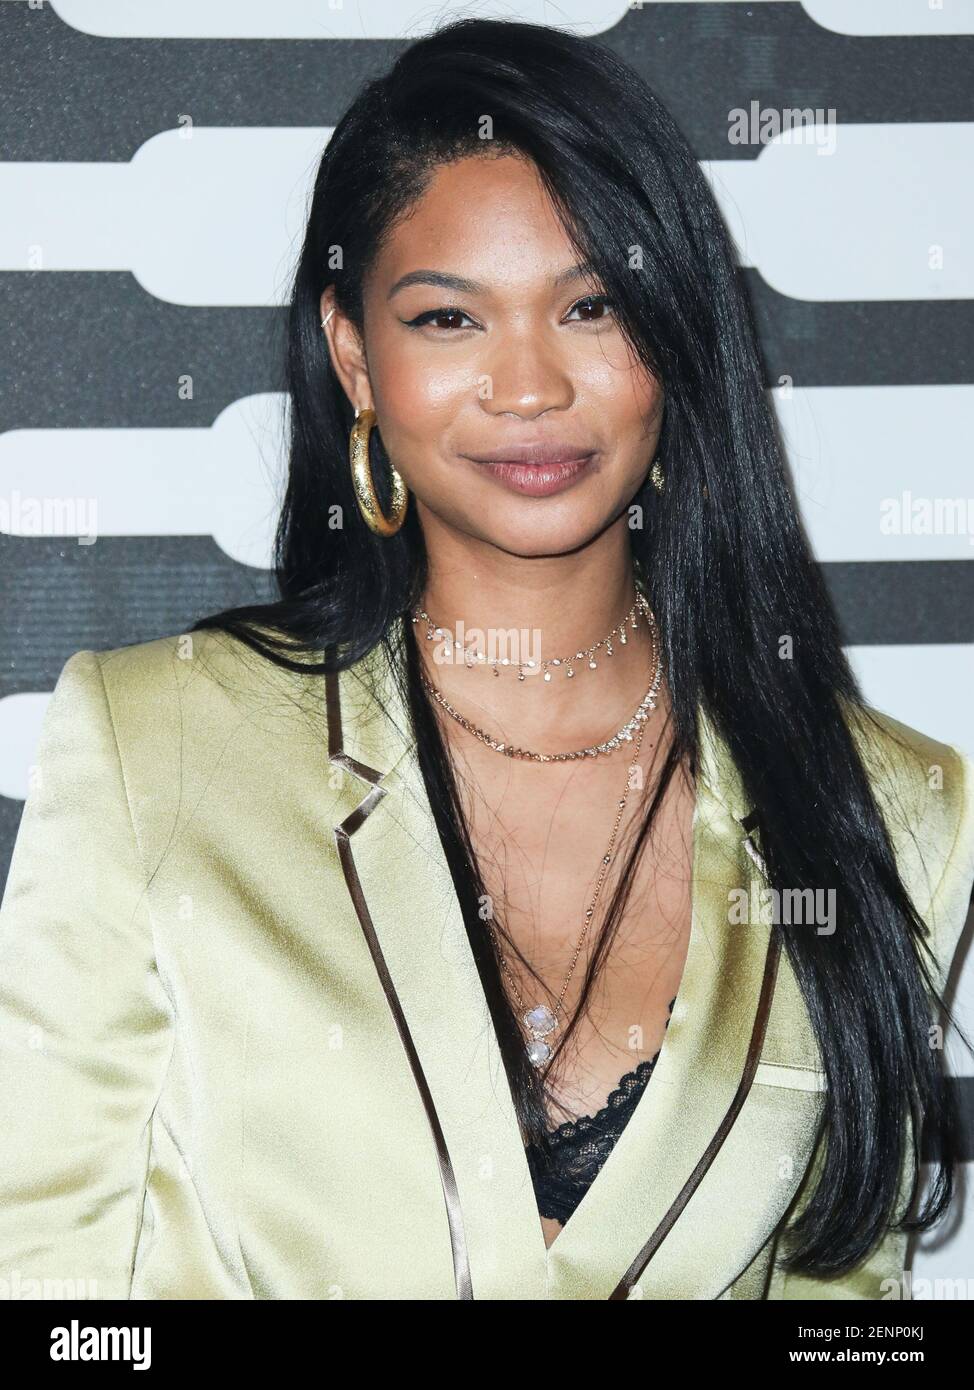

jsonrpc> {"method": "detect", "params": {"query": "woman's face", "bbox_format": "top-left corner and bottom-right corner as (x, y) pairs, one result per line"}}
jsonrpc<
(323, 152), (663, 559)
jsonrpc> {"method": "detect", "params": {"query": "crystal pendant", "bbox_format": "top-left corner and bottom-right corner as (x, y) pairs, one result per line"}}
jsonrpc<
(524, 1004), (556, 1035)
(523, 1004), (557, 1068)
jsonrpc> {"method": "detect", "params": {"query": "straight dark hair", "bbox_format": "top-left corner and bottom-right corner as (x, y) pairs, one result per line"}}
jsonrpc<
(190, 17), (968, 1276)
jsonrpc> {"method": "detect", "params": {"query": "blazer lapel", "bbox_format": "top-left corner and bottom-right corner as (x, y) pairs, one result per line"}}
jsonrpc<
(325, 635), (825, 1300)
(550, 730), (788, 1299)
(326, 640), (550, 1299)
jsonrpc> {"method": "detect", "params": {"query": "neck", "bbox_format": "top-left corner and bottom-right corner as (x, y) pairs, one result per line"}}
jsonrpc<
(412, 511), (661, 752)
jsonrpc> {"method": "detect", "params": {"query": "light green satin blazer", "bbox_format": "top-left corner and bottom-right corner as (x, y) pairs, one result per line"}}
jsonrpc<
(1, 627), (972, 1301)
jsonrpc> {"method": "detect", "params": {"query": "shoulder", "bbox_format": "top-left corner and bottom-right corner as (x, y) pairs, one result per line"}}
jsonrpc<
(37, 627), (371, 870)
(845, 701), (974, 977)
(846, 702), (973, 862)
(57, 623), (321, 703)
(48, 625), (333, 760)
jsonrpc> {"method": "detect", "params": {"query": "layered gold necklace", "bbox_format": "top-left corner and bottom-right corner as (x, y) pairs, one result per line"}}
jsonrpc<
(413, 592), (662, 761)
(413, 591), (648, 683)
(410, 590), (664, 1066)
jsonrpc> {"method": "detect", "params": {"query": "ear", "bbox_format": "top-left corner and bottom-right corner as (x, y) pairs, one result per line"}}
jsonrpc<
(319, 286), (373, 414)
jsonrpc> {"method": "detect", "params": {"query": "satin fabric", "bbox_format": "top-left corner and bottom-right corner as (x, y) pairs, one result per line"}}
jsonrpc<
(0, 626), (971, 1300)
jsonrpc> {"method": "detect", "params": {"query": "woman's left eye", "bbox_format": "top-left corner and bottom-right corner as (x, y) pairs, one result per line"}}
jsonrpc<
(564, 294), (615, 323)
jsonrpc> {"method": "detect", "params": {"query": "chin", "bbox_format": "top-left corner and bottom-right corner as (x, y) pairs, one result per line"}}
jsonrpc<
(464, 507), (614, 560)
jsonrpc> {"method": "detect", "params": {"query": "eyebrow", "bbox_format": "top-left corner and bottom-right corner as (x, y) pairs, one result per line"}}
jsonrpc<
(386, 261), (597, 300)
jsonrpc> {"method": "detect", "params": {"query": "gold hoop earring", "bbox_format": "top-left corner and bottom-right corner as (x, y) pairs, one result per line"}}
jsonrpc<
(650, 458), (665, 492)
(349, 408), (408, 537)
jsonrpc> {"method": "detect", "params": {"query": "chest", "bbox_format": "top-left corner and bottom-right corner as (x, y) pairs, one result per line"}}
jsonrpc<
(445, 739), (698, 1122)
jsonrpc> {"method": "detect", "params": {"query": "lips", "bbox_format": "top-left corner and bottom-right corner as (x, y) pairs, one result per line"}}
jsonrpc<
(461, 443), (598, 498)
(463, 442), (597, 467)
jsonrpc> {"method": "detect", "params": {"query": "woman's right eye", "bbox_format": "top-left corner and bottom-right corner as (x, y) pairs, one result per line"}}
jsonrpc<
(401, 307), (478, 332)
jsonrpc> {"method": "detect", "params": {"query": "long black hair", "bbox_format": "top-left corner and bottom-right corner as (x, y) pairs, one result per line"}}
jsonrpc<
(190, 17), (968, 1276)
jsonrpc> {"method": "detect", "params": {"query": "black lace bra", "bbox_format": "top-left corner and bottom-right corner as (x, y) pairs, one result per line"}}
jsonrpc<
(525, 998), (676, 1225)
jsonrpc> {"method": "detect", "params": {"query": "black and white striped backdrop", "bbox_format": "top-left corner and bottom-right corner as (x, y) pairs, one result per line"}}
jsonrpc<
(1, 0), (972, 1293)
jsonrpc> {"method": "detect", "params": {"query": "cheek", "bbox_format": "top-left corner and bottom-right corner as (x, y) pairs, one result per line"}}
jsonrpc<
(367, 335), (476, 459)
(557, 320), (651, 396)
(574, 347), (662, 448)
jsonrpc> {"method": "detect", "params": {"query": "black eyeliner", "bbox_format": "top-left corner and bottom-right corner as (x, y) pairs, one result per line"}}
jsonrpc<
(399, 295), (614, 330)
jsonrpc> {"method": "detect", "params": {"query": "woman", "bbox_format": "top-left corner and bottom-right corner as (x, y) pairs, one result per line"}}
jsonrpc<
(1, 18), (972, 1302)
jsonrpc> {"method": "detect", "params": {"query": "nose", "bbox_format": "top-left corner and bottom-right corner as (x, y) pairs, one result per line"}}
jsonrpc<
(480, 329), (575, 420)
